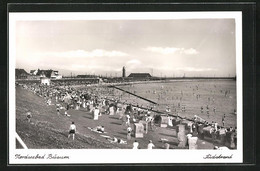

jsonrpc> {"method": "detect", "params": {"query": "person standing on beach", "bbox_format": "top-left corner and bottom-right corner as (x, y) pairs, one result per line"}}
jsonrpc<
(126, 114), (131, 127)
(133, 140), (139, 149)
(166, 105), (171, 113)
(222, 114), (226, 126)
(56, 104), (60, 116)
(213, 107), (216, 114)
(65, 103), (70, 117)
(225, 90), (228, 97)
(55, 94), (58, 102)
(206, 105), (209, 118)
(127, 126), (132, 140)
(68, 122), (76, 140)
(147, 140), (155, 149)
(26, 111), (32, 122)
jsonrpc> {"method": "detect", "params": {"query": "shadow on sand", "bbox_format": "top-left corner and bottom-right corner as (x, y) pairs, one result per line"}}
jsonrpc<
(82, 115), (93, 120)
(109, 116), (119, 120)
(110, 122), (122, 126)
(159, 132), (176, 138)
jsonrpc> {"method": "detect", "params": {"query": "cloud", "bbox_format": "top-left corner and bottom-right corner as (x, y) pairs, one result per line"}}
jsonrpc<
(58, 64), (122, 73)
(126, 59), (141, 65)
(144, 47), (181, 55)
(144, 47), (199, 55)
(176, 67), (217, 72)
(38, 49), (128, 58)
(181, 48), (199, 55)
(126, 59), (142, 70)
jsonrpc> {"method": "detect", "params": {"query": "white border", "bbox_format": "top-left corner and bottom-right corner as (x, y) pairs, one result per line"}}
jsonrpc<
(9, 12), (243, 164)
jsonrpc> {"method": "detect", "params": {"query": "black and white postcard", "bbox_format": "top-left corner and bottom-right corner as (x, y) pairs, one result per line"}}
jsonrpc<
(9, 12), (243, 164)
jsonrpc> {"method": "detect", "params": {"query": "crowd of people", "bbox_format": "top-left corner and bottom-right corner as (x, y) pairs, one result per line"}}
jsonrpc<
(18, 82), (159, 148)
(17, 81), (237, 150)
(186, 115), (237, 148)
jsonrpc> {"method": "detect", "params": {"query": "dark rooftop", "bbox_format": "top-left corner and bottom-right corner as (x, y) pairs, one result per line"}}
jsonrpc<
(128, 73), (152, 78)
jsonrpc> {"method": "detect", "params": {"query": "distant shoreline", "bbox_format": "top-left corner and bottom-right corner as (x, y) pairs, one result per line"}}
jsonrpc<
(15, 77), (236, 83)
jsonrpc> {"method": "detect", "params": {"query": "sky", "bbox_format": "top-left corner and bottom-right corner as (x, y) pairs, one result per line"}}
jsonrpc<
(15, 19), (236, 77)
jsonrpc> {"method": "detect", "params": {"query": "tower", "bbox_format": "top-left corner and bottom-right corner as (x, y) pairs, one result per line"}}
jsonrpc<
(122, 66), (126, 78)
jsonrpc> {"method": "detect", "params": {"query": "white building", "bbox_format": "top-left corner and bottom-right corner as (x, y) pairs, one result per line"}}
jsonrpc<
(51, 70), (62, 79)
(30, 69), (62, 80)
(40, 77), (51, 86)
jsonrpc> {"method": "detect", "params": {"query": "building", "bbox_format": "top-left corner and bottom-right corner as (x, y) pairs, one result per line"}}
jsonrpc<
(30, 69), (38, 76)
(51, 71), (62, 79)
(122, 66), (126, 78)
(127, 73), (152, 81)
(40, 77), (51, 86)
(128, 73), (152, 78)
(30, 69), (62, 79)
(15, 69), (29, 79)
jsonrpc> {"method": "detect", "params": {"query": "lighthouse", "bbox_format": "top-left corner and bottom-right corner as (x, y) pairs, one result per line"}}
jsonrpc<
(122, 66), (126, 78)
